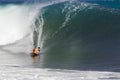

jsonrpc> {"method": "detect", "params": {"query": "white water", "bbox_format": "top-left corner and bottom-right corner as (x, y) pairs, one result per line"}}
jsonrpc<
(0, 1), (120, 80)
(0, 0), (67, 46)
(0, 4), (38, 45)
(0, 66), (119, 80)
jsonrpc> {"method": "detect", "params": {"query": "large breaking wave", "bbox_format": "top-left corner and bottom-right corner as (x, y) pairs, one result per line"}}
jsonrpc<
(39, 1), (120, 70)
(0, 4), (40, 45)
(0, 0), (120, 71)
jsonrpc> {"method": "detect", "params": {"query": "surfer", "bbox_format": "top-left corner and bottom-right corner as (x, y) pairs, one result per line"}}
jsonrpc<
(31, 47), (40, 57)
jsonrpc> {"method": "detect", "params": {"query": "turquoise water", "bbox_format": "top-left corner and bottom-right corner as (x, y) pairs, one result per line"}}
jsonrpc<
(36, 1), (120, 71)
(85, 1), (120, 9)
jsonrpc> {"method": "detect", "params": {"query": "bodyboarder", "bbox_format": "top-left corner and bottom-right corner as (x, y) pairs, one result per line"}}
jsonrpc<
(31, 47), (40, 57)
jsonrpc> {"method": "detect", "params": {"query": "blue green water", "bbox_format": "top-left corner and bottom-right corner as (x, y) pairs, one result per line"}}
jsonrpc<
(1, 0), (120, 72)
(35, 0), (120, 71)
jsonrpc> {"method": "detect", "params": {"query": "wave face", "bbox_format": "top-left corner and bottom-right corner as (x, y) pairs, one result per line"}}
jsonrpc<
(35, 1), (120, 70)
(0, 0), (120, 71)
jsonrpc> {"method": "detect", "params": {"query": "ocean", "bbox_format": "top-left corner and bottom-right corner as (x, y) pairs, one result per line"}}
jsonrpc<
(0, 0), (120, 80)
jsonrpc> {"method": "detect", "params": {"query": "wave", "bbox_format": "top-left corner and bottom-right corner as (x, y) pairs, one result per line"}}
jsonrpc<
(1, 66), (120, 80)
(0, 1), (58, 46)
(41, 1), (120, 46)
(0, 0), (120, 70)
(0, 65), (120, 80)
(82, 0), (120, 9)
(0, 4), (34, 45)
(35, 1), (120, 70)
